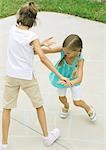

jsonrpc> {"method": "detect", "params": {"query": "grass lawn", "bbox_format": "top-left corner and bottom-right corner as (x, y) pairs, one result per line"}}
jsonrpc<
(0, 0), (106, 23)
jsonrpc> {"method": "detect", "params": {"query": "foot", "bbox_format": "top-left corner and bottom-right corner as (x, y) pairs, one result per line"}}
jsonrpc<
(87, 106), (96, 122)
(60, 107), (70, 119)
(43, 128), (60, 146)
(0, 144), (8, 150)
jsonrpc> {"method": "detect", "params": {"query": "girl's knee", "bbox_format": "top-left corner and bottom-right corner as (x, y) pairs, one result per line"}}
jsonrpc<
(3, 109), (12, 117)
(73, 100), (84, 106)
(36, 105), (43, 110)
(3, 108), (11, 112)
(59, 96), (66, 100)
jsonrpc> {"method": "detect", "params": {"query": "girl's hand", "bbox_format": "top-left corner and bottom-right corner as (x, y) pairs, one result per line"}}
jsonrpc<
(41, 37), (55, 48)
(59, 76), (72, 87)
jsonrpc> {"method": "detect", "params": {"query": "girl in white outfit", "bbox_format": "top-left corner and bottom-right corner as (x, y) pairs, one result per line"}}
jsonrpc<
(0, 2), (72, 149)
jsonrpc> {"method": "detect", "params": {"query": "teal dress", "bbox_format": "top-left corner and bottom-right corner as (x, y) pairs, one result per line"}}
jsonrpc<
(49, 50), (84, 88)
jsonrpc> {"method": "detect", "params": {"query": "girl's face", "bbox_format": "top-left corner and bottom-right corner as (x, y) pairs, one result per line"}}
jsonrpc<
(64, 48), (81, 58)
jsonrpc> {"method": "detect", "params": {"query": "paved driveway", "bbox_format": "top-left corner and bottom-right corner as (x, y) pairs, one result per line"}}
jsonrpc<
(0, 12), (105, 150)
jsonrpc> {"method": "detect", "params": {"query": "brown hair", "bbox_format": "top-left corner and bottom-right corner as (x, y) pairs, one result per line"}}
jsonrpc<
(17, 1), (38, 28)
(58, 34), (83, 66)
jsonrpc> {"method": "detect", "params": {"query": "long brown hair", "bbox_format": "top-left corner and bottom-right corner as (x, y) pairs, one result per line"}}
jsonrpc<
(17, 1), (38, 28)
(58, 34), (83, 66)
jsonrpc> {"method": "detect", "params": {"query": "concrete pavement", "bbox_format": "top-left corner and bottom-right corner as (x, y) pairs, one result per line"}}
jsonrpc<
(0, 12), (106, 150)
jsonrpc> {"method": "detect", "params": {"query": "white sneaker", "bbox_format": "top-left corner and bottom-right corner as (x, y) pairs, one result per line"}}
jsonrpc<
(43, 128), (60, 146)
(0, 144), (8, 150)
(87, 106), (96, 122)
(60, 107), (70, 119)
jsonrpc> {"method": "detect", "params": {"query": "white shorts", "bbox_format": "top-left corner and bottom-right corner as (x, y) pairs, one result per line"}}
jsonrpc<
(57, 85), (82, 101)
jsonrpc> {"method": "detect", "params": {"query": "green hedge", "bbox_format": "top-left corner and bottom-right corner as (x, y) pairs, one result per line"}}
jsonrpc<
(0, 0), (106, 23)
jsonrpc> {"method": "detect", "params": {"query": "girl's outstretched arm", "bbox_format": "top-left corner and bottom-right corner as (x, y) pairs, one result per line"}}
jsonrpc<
(41, 47), (62, 54)
(40, 37), (54, 47)
(41, 37), (62, 54)
(33, 37), (62, 54)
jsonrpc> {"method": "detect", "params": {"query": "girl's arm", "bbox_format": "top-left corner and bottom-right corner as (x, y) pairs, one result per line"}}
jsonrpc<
(70, 59), (84, 86)
(40, 37), (54, 47)
(34, 46), (62, 54)
(41, 47), (62, 54)
(31, 39), (71, 86)
(34, 37), (62, 54)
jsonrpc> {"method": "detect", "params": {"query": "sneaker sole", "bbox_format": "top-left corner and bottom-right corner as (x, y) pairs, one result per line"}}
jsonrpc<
(60, 112), (70, 119)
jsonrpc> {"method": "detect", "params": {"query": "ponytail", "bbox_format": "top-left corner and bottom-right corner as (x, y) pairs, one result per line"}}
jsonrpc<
(28, 1), (38, 19)
(17, 1), (38, 28)
(58, 55), (66, 66)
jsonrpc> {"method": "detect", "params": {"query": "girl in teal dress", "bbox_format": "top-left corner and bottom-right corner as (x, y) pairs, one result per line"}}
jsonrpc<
(43, 34), (96, 121)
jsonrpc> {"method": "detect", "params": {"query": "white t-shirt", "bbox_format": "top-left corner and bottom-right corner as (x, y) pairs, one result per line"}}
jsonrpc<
(6, 25), (38, 80)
